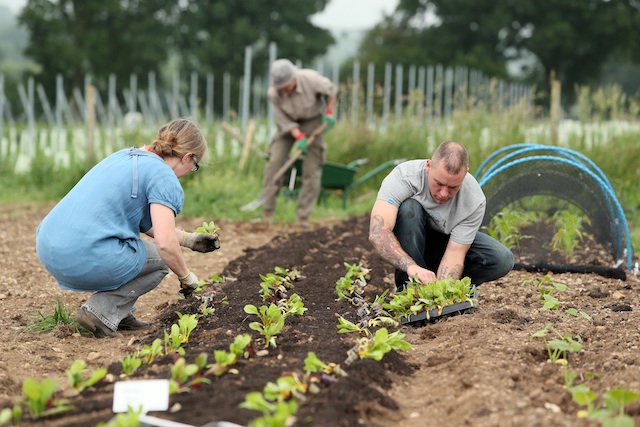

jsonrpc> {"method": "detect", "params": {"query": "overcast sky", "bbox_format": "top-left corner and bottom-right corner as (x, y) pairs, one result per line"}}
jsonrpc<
(0, 0), (399, 31)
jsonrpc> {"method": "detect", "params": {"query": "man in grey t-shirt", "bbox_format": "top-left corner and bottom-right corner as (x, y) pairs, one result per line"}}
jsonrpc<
(369, 141), (514, 291)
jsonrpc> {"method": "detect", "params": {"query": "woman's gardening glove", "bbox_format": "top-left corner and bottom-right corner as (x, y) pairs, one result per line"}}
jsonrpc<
(178, 271), (199, 298)
(181, 231), (220, 253)
(322, 108), (335, 131)
(294, 132), (308, 153)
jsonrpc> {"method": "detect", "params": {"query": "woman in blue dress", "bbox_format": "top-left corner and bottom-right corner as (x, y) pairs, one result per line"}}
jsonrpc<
(36, 118), (219, 338)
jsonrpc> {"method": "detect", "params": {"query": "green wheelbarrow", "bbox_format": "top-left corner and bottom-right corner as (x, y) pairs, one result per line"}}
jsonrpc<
(284, 157), (407, 209)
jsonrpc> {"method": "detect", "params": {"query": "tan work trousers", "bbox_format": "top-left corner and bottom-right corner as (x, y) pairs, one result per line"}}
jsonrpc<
(262, 115), (325, 219)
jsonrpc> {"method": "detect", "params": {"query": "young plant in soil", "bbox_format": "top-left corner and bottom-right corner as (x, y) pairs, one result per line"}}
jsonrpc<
(345, 328), (412, 365)
(139, 338), (163, 364)
(530, 323), (583, 363)
(335, 262), (370, 303)
(570, 386), (640, 425)
(20, 377), (74, 420)
(278, 293), (307, 318)
(303, 352), (348, 384)
(95, 407), (141, 427)
(169, 356), (211, 394)
(0, 405), (23, 427)
(244, 303), (285, 348)
(241, 352), (347, 426)
(120, 352), (143, 377)
(258, 266), (302, 303)
(486, 206), (541, 249)
(548, 209), (592, 260)
(66, 359), (108, 394)
(201, 334), (254, 377)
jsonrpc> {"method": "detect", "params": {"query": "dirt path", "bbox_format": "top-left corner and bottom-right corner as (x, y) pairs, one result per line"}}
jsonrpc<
(2, 203), (640, 427)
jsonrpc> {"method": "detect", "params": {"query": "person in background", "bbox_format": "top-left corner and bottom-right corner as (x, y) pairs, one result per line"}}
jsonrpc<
(369, 141), (514, 291)
(262, 58), (337, 228)
(36, 118), (220, 338)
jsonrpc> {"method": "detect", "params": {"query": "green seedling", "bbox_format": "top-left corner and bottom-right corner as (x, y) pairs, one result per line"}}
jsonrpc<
(229, 334), (254, 359)
(95, 406), (142, 427)
(541, 293), (560, 310)
(200, 299), (216, 316)
(531, 323), (583, 363)
(164, 326), (186, 356)
(196, 220), (220, 236)
(521, 274), (567, 292)
(346, 328), (412, 365)
(209, 273), (225, 283)
(273, 266), (303, 283)
(564, 307), (592, 321)
(0, 405), (23, 426)
(169, 357), (211, 394)
(139, 338), (163, 364)
(549, 210), (592, 259)
(23, 298), (78, 334)
(335, 262), (370, 302)
(570, 385), (640, 425)
(303, 352), (348, 379)
(21, 377), (74, 419)
(486, 207), (541, 249)
(210, 350), (238, 376)
(240, 391), (299, 427)
(175, 312), (199, 343)
(66, 359), (107, 393)
(259, 273), (288, 302)
(336, 316), (369, 337)
(244, 304), (285, 348)
(259, 267), (302, 303)
(278, 293), (307, 318)
(120, 353), (143, 377)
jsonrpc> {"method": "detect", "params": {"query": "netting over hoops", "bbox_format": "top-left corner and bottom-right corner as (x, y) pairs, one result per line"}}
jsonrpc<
(475, 143), (632, 276)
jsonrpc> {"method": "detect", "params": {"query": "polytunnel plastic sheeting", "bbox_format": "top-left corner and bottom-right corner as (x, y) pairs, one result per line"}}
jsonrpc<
(476, 151), (632, 271)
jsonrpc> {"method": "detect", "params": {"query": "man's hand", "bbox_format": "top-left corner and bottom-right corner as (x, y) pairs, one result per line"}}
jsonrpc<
(181, 232), (220, 253)
(178, 271), (199, 298)
(294, 132), (308, 153)
(322, 108), (335, 131)
(407, 264), (437, 285)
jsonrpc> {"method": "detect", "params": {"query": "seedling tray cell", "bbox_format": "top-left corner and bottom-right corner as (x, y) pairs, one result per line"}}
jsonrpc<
(400, 286), (478, 325)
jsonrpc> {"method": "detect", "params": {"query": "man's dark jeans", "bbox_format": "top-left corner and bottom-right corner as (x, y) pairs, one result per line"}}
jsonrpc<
(393, 199), (514, 291)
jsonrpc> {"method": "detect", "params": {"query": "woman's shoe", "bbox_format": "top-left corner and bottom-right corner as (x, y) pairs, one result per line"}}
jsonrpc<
(76, 307), (122, 338)
(118, 314), (150, 331)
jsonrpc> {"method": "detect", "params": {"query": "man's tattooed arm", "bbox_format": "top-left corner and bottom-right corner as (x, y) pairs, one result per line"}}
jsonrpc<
(437, 263), (464, 280)
(369, 214), (415, 271)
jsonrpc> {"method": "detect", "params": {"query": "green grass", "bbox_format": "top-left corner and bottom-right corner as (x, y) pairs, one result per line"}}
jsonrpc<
(23, 298), (85, 335)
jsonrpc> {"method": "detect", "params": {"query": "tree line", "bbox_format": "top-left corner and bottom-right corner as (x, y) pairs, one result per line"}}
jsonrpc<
(7, 0), (640, 111)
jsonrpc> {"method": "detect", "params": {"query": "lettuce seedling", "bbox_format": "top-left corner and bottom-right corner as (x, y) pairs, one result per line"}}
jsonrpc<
(21, 377), (74, 419)
(139, 338), (163, 364)
(175, 312), (199, 343)
(196, 220), (220, 236)
(244, 304), (285, 348)
(66, 359), (107, 393)
(120, 353), (143, 377)
(169, 357), (211, 394)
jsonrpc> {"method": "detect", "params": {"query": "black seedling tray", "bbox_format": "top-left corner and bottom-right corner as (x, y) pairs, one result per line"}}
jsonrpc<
(400, 286), (478, 325)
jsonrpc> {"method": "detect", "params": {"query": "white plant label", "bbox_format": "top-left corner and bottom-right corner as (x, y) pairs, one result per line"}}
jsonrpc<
(112, 379), (170, 413)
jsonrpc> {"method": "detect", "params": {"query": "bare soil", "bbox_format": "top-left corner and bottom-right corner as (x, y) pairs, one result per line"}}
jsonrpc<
(1, 202), (640, 427)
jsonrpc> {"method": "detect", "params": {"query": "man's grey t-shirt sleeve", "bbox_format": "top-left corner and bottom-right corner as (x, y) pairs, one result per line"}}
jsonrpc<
(376, 161), (425, 207)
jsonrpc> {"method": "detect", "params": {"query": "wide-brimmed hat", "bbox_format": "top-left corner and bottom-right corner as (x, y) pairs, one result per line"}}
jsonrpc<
(271, 59), (298, 89)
